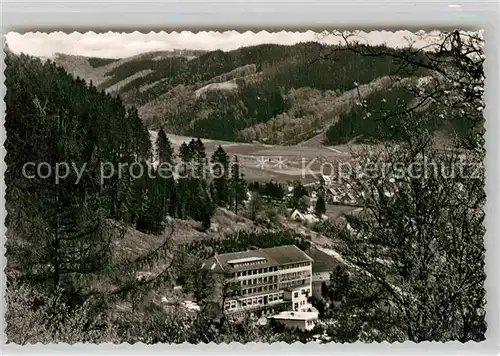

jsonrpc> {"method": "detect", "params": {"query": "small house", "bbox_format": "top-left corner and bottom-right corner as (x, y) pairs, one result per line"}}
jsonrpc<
(268, 311), (319, 331)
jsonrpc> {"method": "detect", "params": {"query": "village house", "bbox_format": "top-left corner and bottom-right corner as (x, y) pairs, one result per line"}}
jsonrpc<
(341, 191), (357, 205)
(323, 186), (342, 204)
(290, 209), (305, 222)
(319, 174), (334, 187)
(289, 209), (322, 224)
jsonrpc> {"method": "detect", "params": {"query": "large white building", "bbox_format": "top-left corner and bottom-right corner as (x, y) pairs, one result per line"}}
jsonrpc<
(203, 245), (313, 318)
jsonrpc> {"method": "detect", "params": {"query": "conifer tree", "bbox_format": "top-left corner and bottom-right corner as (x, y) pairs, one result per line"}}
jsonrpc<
(230, 156), (247, 215)
(155, 128), (175, 218)
(314, 194), (326, 217)
(156, 128), (175, 164)
(179, 142), (192, 163)
(211, 146), (230, 207)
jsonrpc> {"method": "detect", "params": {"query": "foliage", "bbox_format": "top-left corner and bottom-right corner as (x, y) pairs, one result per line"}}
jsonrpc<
(314, 30), (486, 342)
(247, 191), (263, 221)
(322, 30), (484, 148)
(6, 282), (119, 344)
(287, 181), (309, 211)
(248, 180), (285, 201)
(325, 85), (417, 144)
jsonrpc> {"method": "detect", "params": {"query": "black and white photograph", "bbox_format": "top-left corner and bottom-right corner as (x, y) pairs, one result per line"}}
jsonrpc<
(4, 29), (488, 344)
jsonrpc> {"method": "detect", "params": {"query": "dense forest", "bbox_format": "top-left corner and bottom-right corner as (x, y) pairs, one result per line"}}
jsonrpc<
(4, 53), (263, 343)
(324, 84), (478, 145)
(5, 53), (241, 239)
(147, 43), (424, 142)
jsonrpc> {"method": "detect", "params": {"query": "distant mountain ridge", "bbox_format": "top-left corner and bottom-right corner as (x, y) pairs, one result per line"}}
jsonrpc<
(52, 43), (447, 145)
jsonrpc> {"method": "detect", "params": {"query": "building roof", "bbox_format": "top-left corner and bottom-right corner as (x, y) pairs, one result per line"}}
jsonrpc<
(269, 311), (319, 321)
(264, 245), (314, 265)
(203, 245), (313, 273)
(227, 256), (266, 264)
(290, 209), (305, 220)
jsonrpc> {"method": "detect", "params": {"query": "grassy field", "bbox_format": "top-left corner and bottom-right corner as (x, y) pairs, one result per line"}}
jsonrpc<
(151, 132), (358, 183)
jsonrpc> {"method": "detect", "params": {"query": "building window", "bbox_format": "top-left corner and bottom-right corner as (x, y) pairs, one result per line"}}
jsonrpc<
(279, 292), (284, 299)
(294, 303), (298, 310)
(294, 292), (299, 298)
(263, 276), (268, 283)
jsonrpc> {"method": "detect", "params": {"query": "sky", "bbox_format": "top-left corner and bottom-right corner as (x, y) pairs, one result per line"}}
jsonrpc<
(5, 30), (451, 59)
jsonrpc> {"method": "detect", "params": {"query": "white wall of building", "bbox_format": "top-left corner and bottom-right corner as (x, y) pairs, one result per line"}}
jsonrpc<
(225, 261), (313, 315)
(273, 318), (315, 331)
(279, 262), (312, 310)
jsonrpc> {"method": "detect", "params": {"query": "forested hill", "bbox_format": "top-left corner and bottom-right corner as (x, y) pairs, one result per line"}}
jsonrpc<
(51, 42), (440, 144)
